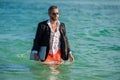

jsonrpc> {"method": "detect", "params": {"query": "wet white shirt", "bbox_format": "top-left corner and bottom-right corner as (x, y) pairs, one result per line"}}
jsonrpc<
(47, 20), (61, 54)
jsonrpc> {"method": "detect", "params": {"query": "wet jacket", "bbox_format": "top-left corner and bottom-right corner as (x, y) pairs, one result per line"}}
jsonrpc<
(32, 20), (71, 61)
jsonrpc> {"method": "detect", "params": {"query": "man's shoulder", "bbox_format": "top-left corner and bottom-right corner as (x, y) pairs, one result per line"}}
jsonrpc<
(58, 21), (64, 24)
(38, 20), (48, 25)
(60, 22), (66, 28)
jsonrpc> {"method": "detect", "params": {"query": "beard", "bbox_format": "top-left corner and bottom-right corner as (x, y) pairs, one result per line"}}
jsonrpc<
(51, 17), (58, 21)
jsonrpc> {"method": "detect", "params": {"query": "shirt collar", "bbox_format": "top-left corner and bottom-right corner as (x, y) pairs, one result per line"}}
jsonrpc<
(47, 19), (60, 28)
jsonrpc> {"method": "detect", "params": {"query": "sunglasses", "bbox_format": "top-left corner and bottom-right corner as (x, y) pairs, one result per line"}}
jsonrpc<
(52, 12), (59, 15)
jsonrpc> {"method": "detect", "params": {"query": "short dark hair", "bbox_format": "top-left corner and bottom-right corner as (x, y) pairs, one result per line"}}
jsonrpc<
(48, 5), (58, 14)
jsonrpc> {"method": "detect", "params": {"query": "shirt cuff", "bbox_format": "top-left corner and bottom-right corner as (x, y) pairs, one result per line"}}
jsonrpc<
(69, 51), (72, 54)
(31, 50), (38, 54)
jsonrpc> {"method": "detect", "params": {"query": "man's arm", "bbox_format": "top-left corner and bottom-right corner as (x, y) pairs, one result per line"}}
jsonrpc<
(69, 52), (74, 62)
(31, 23), (43, 60)
(62, 23), (74, 62)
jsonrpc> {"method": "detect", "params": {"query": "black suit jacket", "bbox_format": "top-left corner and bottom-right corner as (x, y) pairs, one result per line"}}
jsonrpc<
(32, 20), (71, 61)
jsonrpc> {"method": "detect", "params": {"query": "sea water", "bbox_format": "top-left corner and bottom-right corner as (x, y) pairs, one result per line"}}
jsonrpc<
(0, 0), (120, 80)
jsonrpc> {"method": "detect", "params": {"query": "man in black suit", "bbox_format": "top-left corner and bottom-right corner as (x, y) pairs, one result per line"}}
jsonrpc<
(31, 5), (74, 64)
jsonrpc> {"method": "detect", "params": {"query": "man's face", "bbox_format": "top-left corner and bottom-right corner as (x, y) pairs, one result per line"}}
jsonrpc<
(49, 8), (59, 21)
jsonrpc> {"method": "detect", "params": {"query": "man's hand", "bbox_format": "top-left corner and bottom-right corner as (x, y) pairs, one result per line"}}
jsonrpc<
(34, 54), (39, 61)
(69, 53), (74, 62)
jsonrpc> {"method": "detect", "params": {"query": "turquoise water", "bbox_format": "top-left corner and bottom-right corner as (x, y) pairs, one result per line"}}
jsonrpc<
(0, 0), (120, 80)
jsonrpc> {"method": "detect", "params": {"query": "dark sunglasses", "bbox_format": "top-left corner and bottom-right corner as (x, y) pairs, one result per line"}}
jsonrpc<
(52, 12), (59, 15)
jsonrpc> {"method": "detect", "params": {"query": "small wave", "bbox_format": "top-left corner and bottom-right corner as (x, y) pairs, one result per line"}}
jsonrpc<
(0, 64), (29, 72)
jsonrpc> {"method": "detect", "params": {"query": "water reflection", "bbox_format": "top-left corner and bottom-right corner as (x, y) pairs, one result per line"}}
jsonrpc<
(29, 62), (60, 80)
(49, 64), (60, 80)
(29, 62), (72, 80)
(49, 75), (57, 80)
(42, 63), (60, 80)
(0, 62), (71, 80)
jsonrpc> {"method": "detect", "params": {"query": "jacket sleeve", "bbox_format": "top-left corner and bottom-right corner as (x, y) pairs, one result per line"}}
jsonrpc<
(31, 23), (44, 53)
(64, 24), (70, 53)
(62, 23), (71, 54)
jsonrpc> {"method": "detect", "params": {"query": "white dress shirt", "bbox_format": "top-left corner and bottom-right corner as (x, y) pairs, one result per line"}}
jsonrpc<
(47, 19), (61, 54)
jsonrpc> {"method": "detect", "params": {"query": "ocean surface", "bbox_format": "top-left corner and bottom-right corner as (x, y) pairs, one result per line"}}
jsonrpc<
(0, 0), (120, 80)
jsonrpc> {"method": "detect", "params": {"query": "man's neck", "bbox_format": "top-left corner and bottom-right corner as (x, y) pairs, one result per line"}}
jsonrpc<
(50, 19), (57, 25)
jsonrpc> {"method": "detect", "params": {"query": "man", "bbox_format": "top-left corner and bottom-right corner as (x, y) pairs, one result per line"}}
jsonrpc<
(31, 5), (74, 64)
